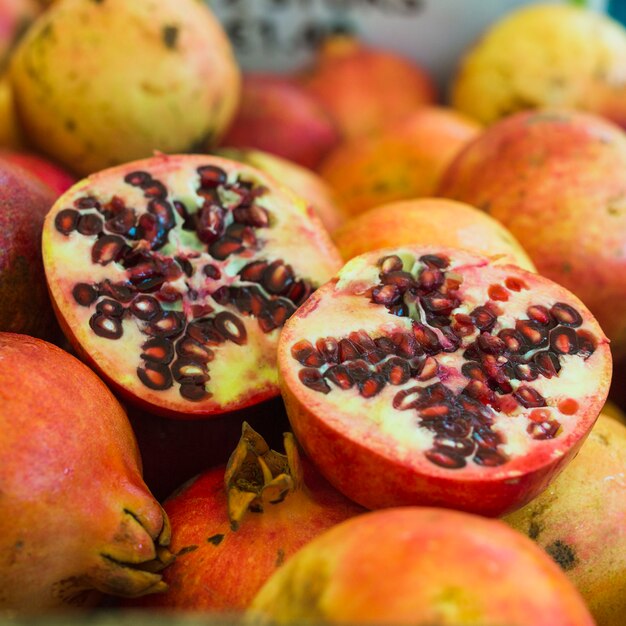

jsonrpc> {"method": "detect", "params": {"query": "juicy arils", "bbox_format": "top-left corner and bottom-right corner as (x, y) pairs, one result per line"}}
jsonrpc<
(43, 154), (342, 418)
(278, 247), (612, 517)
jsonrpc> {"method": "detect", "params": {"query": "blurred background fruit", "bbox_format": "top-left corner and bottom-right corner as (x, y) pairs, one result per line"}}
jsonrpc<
(504, 414), (626, 626)
(0, 0), (40, 71)
(332, 197), (536, 270)
(318, 107), (481, 218)
(0, 149), (75, 195)
(452, 4), (626, 127)
(9, 0), (241, 176)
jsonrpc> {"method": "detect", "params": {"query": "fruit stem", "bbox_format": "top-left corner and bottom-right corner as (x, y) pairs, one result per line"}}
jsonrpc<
(224, 422), (304, 530)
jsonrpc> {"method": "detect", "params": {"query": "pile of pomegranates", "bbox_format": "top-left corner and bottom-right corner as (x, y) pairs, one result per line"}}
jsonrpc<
(1, 0), (625, 625)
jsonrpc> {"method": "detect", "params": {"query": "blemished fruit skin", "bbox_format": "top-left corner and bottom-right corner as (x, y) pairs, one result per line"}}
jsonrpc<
(332, 197), (535, 271)
(9, 0), (241, 176)
(0, 158), (59, 340)
(452, 4), (626, 127)
(278, 246), (612, 517)
(0, 150), (75, 196)
(300, 35), (436, 140)
(439, 109), (626, 359)
(128, 436), (364, 612)
(216, 148), (347, 233)
(217, 74), (341, 171)
(0, 333), (172, 612)
(248, 507), (596, 626)
(318, 107), (481, 218)
(504, 414), (626, 626)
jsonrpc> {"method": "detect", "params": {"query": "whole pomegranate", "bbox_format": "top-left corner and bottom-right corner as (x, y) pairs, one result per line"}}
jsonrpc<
(0, 150), (75, 196)
(278, 246), (611, 517)
(505, 414), (626, 626)
(299, 35), (436, 139)
(42, 153), (342, 418)
(439, 109), (626, 358)
(218, 74), (341, 170)
(9, 0), (240, 176)
(452, 4), (626, 126)
(332, 197), (535, 271)
(126, 424), (364, 612)
(0, 158), (59, 340)
(0, 333), (172, 612)
(249, 507), (595, 626)
(318, 107), (481, 217)
(216, 148), (347, 233)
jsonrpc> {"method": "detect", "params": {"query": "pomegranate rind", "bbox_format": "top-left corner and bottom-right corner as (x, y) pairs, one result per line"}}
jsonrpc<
(278, 246), (611, 516)
(0, 333), (171, 611)
(249, 507), (595, 626)
(43, 153), (342, 419)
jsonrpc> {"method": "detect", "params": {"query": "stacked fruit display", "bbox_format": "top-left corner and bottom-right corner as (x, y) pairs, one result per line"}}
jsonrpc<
(1, 1), (625, 625)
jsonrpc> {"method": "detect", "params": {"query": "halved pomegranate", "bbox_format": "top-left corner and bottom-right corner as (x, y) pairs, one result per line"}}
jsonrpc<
(278, 246), (612, 517)
(42, 154), (342, 418)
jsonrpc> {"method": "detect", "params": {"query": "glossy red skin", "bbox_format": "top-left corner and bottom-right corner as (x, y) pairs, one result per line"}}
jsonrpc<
(0, 151), (76, 196)
(219, 73), (341, 169)
(0, 159), (59, 340)
(278, 250), (612, 518)
(438, 109), (626, 358)
(126, 454), (364, 612)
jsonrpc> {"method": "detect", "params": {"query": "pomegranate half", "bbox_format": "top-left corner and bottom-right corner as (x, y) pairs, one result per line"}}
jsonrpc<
(278, 246), (612, 516)
(42, 153), (342, 418)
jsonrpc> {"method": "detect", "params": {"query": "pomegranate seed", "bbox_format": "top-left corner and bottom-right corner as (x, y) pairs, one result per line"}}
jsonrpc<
(338, 338), (362, 362)
(420, 254), (449, 269)
(527, 418), (561, 440)
(424, 449), (465, 469)
(137, 362), (173, 390)
(130, 295), (162, 321)
(382, 357), (411, 385)
(412, 323), (441, 355)
(496, 394), (518, 414)
(514, 386), (546, 408)
(141, 338), (175, 364)
(291, 340), (325, 367)
(233, 204), (270, 227)
(533, 350), (561, 378)
(470, 306), (497, 332)
(209, 236), (244, 260)
(99, 280), (135, 303)
(72, 283), (98, 306)
(197, 164), (227, 188)
(474, 449), (507, 467)
(527, 305), (554, 326)
(498, 328), (527, 354)
(550, 302), (583, 328)
(299, 368), (331, 394)
(77, 213), (103, 236)
(54, 208), (80, 234)
(433, 436), (476, 457)
(262, 261), (294, 295)
(461, 361), (487, 382)
(374, 336), (396, 356)
(142, 179), (167, 199)
(529, 408), (552, 423)
(89, 313), (123, 340)
(477, 332), (506, 355)
(371, 284), (400, 306)
(512, 361), (538, 382)
(358, 374), (385, 398)
(317, 338), (339, 363)
(515, 319), (548, 348)
(146, 311), (186, 338)
(558, 398), (579, 415)
(488, 284), (509, 301)
(96, 298), (123, 318)
(416, 356), (439, 381)
(176, 337), (214, 363)
(179, 384), (210, 401)
(171, 358), (209, 384)
(393, 386), (422, 411)
(75, 195), (101, 210)
(418, 268), (444, 292)
(576, 329), (597, 359)
(504, 276), (528, 291)
(324, 365), (354, 390)
(214, 311), (247, 345)
(379, 255), (403, 274)
(124, 170), (152, 187)
(550, 327), (579, 355)
(196, 204), (225, 243)
(92, 235), (126, 265)
(203, 264), (221, 280)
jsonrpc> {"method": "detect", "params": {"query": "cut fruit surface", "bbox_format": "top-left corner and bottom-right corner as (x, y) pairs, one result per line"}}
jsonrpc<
(278, 246), (612, 516)
(43, 154), (342, 418)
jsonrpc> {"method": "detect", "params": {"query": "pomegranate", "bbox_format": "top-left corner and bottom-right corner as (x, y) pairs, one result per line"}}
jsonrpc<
(42, 153), (342, 418)
(504, 414), (626, 626)
(126, 423), (364, 612)
(452, 4), (626, 127)
(9, 0), (240, 176)
(438, 109), (626, 358)
(0, 150), (75, 196)
(318, 107), (481, 218)
(216, 148), (347, 233)
(217, 74), (341, 170)
(0, 158), (60, 340)
(249, 507), (595, 626)
(332, 198), (535, 271)
(0, 333), (172, 612)
(278, 246), (611, 517)
(299, 35), (436, 139)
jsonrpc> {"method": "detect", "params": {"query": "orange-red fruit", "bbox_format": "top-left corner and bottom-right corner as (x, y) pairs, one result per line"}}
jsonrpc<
(218, 74), (341, 170)
(43, 153), (342, 418)
(128, 425), (363, 612)
(0, 150), (75, 196)
(216, 148), (347, 233)
(300, 36), (436, 140)
(318, 107), (481, 217)
(278, 246), (611, 517)
(439, 109), (626, 358)
(505, 414), (626, 626)
(249, 507), (595, 626)
(0, 333), (172, 612)
(332, 197), (535, 271)
(0, 158), (59, 340)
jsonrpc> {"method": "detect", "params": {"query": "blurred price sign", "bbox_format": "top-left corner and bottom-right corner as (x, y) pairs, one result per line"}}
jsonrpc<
(209, 0), (607, 82)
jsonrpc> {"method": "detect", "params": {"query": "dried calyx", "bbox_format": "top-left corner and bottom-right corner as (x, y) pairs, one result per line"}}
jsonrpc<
(43, 154), (341, 418)
(278, 246), (612, 515)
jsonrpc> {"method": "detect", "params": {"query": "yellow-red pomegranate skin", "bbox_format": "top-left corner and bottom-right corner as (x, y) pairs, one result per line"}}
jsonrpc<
(0, 333), (171, 612)
(439, 109), (626, 358)
(249, 507), (596, 626)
